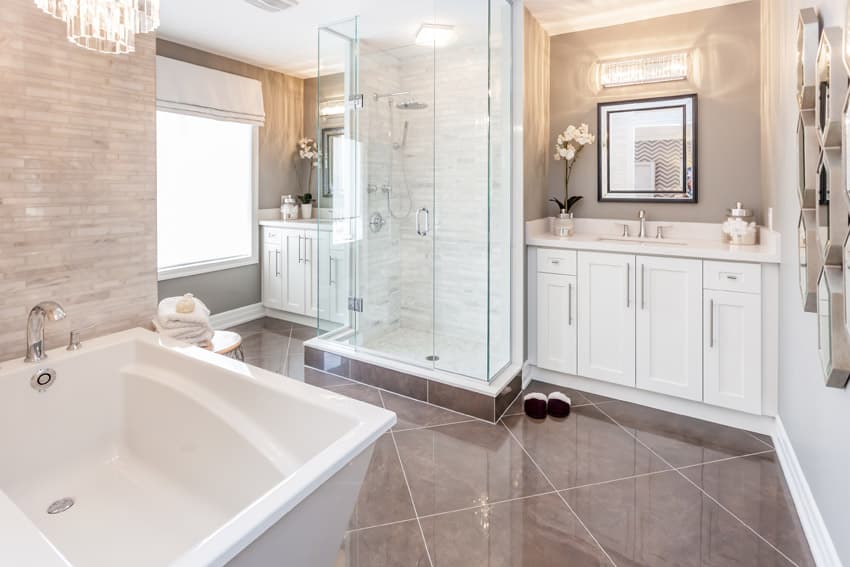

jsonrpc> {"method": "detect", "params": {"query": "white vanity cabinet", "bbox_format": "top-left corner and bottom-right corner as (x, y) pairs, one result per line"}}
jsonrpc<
(577, 252), (636, 386)
(262, 223), (349, 325)
(536, 249), (578, 374)
(262, 228), (284, 310)
(636, 256), (703, 401)
(703, 262), (762, 414)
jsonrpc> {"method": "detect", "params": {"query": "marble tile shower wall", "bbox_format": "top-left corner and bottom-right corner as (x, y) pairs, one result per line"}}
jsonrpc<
(0, 0), (158, 362)
(358, 50), (404, 344)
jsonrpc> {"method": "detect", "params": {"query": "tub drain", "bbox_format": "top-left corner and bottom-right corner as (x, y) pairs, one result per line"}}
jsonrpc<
(47, 497), (74, 515)
(426, 355), (440, 362)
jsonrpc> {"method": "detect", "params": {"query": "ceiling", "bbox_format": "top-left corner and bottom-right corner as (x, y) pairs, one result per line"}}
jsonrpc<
(158, 0), (489, 79)
(523, 0), (753, 36)
(158, 0), (753, 79)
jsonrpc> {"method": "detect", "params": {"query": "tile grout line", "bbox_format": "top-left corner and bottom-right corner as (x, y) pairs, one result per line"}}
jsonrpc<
(379, 390), (435, 567)
(499, 421), (619, 567)
(672, 449), (776, 472)
(744, 430), (775, 449)
(590, 402), (800, 567)
(393, 418), (479, 434)
(281, 327), (293, 372)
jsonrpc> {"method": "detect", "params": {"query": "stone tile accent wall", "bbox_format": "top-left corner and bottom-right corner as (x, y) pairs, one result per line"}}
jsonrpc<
(0, 0), (158, 362)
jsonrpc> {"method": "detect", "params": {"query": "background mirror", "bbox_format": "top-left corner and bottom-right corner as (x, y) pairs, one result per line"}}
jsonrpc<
(321, 126), (344, 197)
(598, 94), (697, 202)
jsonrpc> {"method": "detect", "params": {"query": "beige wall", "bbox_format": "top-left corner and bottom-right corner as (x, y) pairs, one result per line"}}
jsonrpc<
(0, 0), (158, 362)
(547, 1), (761, 222)
(157, 40), (305, 209)
(523, 8), (551, 222)
(762, 1), (850, 563)
(155, 40), (307, 313)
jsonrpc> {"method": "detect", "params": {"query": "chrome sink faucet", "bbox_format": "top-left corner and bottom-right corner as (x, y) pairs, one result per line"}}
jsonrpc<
(638, 209), (647, 238)
(25, 301), (66, 363)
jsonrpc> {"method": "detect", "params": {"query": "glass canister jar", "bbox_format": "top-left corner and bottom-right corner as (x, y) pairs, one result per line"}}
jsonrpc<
(551, 209), (575, 238)
(281, 195), (299, 220)
(722, 201), (758, 245)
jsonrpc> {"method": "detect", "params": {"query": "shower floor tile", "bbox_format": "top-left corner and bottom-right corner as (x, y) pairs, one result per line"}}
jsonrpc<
(362, 326), (487, 379)
(233, 318), (813, 567)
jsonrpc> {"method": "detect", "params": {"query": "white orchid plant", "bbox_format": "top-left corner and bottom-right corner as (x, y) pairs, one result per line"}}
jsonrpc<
(298, 137), (318, 196)
(551, 124), (595, 214)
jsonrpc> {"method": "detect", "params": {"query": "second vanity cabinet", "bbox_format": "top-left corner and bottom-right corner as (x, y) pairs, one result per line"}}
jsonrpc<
(536, 249), (763, 415)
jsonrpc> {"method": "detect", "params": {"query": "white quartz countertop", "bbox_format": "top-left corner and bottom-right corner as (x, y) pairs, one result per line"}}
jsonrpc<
(259, 218), (331, 230)
(526, 218), (781, 264)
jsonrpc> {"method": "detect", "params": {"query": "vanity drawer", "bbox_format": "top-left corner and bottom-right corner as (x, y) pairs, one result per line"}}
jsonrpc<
(537, 249), (577, 275)
(263, 227), (282, 243)
(703, 261), (761, 294)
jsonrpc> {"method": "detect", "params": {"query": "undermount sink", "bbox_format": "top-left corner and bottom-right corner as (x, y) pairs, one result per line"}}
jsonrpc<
(595, 236), (688, 246)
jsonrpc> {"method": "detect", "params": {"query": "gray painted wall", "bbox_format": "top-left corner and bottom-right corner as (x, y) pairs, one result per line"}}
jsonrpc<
(762, 0), (850, 563)
(547, 1), (762, 222)
(155, 40), (305, 314)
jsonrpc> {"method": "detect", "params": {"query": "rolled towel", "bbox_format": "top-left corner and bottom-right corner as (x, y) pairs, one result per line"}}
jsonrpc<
(547, 392), (572, 419)
(523, 393), (548, 420)
(156, 296), (211, 329)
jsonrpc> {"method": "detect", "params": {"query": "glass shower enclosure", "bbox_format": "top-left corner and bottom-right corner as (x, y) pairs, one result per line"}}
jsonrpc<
(315, 1), (513, 383)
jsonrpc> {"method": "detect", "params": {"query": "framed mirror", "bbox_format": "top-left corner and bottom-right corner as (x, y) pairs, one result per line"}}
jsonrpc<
(321, 126), (344, 197)
(598, 94), (697, 203)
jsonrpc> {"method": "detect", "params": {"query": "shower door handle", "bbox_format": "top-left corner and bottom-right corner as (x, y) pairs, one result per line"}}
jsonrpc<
(416, 208), (430, 237)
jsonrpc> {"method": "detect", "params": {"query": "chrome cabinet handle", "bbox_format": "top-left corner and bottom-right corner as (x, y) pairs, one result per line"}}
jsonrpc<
(709, 299), (715, 348)
(329, 257), (336, 286)
(568, 283), (573, 326)
(626, 262), (631, 308)
(304, 236), (310, 264)
(641, 264), (646, 310)
(296, 235), (301, 264)
(275, 249), (281, 277)
(550, 259), (560, 265)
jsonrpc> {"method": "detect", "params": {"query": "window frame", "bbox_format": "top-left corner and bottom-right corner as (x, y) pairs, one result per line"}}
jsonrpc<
(156, 112), (260, 281)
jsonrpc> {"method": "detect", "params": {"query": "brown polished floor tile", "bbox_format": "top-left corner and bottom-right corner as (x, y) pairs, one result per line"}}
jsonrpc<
(380, 390), (473, 431)
(680, 452), (814, 567)
(420, 493), (613, 567)
(393, 420), (552, 516)
(503, 407), (669, 489)
(305, 366), (355, 389)
(563, 470), (795, 566)
(239, 331), (288, 373)
(330, 383), (384, 407)
(337, 520), (430, 567)
(348, 434), (417, 530)
(598, 401), (769, 468)
(283, 352), (305, 380)
(504, 380), (596, 416)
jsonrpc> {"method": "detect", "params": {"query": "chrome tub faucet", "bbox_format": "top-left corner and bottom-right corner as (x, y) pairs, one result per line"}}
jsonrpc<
(25, 301), (66, 363)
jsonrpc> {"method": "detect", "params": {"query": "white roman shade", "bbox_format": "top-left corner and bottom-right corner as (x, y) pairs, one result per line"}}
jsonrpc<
(156, 56), (266, 126)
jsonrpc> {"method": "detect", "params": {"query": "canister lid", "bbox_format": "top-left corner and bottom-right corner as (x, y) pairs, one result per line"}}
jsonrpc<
(726, 201), (753, 217)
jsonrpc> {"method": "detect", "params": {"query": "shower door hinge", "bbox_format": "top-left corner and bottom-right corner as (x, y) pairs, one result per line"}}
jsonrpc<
(348, 94), (364, 110)
(348, 297), (364, 312)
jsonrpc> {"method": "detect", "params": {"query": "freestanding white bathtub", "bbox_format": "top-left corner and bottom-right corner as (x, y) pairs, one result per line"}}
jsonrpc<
(0, 328), (395, 566)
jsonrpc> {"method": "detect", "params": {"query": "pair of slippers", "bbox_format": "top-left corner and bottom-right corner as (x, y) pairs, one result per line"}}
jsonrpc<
(523, 392), (571, 419)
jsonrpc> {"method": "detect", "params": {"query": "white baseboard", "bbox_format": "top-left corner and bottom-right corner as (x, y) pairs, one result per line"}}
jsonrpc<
(209, 303), (265, 330)
(529, 365), (775, 434)
(773, 417), (842, 567)
(264, 308), (318, 328)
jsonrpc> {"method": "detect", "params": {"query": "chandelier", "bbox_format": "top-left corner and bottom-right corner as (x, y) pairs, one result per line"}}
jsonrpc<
(34, 0), (160, 55)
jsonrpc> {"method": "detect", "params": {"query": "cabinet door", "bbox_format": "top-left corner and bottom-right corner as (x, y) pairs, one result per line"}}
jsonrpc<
(537, 273), (577, 374)
(282, 229), (307, 314)
(704, 290), (762, 414)
(305, 232), (319, 318)
(636, 256), (703, 401)
(577, 252), (636, 386)
(262, 241), (284, 310)
(330, 245), (350, 324)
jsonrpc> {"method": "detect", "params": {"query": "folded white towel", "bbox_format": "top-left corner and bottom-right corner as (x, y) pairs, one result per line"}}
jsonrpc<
(156, 296), (211, 329)
(153, 318), (214, 348)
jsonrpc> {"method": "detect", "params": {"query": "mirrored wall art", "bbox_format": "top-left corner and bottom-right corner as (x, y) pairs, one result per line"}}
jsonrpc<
(798, 110), (819, 208)
(815, 27), (848, 148)
(800, 210), (818, 312)
(597, 94), (697, 203)
(798, 8), (820, 110)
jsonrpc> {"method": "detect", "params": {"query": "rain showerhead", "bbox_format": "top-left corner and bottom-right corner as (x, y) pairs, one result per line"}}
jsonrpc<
(396, 100), (428, 110)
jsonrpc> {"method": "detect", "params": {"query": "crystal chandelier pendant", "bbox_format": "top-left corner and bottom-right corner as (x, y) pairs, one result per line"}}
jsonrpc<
(32, 0), (160, 55)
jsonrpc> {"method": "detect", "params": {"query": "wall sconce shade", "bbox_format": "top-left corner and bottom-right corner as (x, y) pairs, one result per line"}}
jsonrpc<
(415, 23), (455, 47)
(599, 52), (688, 88)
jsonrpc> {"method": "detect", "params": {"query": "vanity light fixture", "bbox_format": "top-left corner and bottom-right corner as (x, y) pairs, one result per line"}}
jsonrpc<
(415, 23), (456, 48)
(33, 0), (160, 55)
(599, 52), (688, 88)
(319, 99), (346, 117)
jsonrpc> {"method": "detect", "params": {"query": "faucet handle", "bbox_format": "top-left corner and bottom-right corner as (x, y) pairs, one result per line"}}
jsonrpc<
(655, 225), (673, 239)
(67, 329), (83, 351)
(614, 222), (630, 237)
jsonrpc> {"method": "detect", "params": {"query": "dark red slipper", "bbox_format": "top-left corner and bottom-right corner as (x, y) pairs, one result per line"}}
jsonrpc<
(547, 392), (571, 418)
(523, 393), (548, 419)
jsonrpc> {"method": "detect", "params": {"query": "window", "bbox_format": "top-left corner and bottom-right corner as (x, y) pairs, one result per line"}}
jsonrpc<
(156, 110), (257, 279)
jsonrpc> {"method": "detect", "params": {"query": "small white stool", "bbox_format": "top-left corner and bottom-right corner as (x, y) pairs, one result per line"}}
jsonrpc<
(211, 330), (245, 361)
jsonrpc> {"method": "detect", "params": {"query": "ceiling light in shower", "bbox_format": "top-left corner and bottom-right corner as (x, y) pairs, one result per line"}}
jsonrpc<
(415, 23), (455, 48)
(599, 52), (688, 88)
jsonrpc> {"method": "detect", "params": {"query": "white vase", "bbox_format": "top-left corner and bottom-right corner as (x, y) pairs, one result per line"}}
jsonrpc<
(301, 203), (313, 219)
